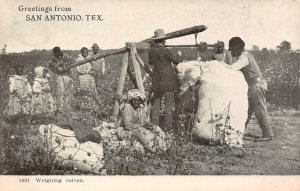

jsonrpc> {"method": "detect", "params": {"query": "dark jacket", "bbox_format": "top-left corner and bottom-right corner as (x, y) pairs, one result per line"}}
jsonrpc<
(149, 44), (180, 92)
(48, 53), (75, 76)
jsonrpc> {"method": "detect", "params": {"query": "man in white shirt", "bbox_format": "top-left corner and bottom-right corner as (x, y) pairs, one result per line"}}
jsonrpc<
(76, 47), (97, 96)
(227, 37), (274, 142)
(75, 47), (98, 111)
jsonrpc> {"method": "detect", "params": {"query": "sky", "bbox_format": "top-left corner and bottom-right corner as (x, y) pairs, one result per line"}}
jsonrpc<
(0, 0), (299, 53)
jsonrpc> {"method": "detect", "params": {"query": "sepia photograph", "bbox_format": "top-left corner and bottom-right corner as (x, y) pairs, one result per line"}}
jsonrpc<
(0, 0), (299, 190)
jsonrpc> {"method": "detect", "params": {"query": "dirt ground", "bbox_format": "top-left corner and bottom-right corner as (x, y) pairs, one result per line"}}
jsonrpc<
(240, 109), (300, 175)
(189, 108), (300, 175)
(103, 109), (300, 175)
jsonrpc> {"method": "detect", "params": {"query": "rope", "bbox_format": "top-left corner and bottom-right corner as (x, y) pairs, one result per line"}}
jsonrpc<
(194, 33), (201, 60)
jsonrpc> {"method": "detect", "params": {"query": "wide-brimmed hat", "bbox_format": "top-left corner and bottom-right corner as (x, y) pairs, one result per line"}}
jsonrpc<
(91, 43), (100, 50)
(127, 89), (146, 101)
(150, 29), (166, 40)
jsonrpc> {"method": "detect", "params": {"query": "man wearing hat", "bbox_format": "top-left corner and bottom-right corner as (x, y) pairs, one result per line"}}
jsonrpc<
(212, 41), (232, 64)
(48, 46), (76, 113)
(149, 29), (181, 133)
(89, 43), (106, 91)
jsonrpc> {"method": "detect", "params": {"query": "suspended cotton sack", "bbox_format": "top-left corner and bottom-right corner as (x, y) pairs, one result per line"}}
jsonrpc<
(192, 60), (248, 147)
(176, 61), (202, 96)
(39, 124), (104, 174)
(176, 61), (202, 111)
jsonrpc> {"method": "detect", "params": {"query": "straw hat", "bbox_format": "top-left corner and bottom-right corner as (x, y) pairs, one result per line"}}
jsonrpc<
(91, 43), (100, 50)
(150, 29), (166, 40)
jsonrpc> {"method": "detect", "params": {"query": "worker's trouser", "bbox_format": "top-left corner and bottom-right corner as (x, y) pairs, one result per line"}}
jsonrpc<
(246, 79), (274, 137)
(151, 91), (175, 132)
(78, 74), (97, 96)
(55, 75), (73, 113)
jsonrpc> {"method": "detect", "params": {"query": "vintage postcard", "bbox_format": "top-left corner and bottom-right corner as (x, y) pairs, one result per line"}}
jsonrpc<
(0, 0), (299, 190)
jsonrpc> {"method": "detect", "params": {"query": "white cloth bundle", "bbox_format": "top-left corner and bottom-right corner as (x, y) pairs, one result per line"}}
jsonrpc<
(39, 124), (104, 174)
(193, 60), (248, 147)
(177, 60), (248, 147)
(95, 122), (145, 153)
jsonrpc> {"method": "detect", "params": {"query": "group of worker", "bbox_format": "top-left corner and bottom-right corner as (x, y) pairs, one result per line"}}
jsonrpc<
(5, 28), (274, 147)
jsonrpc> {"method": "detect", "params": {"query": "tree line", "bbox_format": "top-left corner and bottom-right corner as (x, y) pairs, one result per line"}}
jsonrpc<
(252, 40), (297, 53)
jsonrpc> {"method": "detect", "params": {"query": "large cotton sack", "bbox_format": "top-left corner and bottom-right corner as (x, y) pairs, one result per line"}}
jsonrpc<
(192, 61), (248, 147)
(39, 124), (104, 174)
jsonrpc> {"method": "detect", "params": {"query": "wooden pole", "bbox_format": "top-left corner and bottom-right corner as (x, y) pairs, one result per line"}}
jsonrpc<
(135, 53), (153, 118)
(298, 70), (300, 111)
(135, 53), (152, 77)
(67, 25), (207, 69)
(0, 45), (7, 121)
(129, 43), (145, 95)
(127, 66), (138, 88)
(164, 43), (222, 49)
(67, 48), (127, 70)
(142, 25), (207, 43)
(112, 52), (129, 119)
